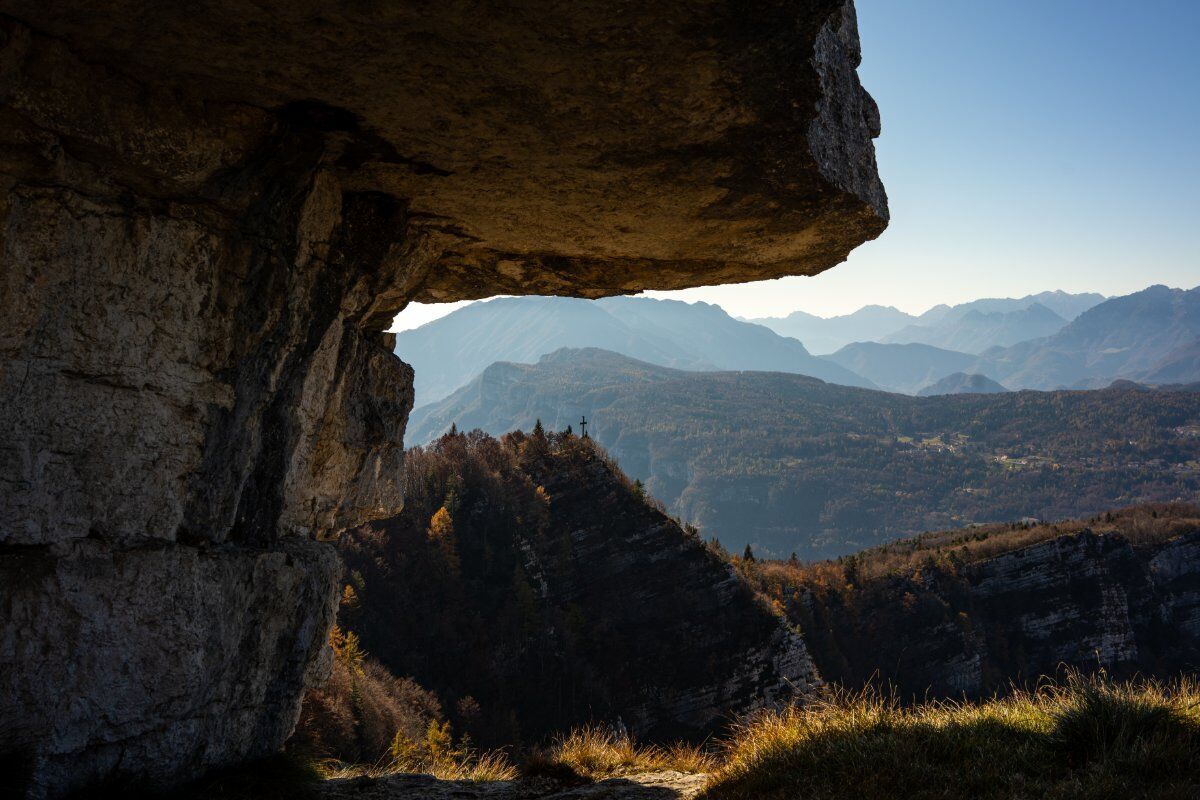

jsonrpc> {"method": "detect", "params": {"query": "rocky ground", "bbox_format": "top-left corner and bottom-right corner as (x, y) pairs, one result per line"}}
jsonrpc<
(317, 772), (706, 800)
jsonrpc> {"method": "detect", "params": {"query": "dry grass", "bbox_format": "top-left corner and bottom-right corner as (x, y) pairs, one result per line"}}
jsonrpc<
(702, 673), (1200, 800)
(318, 749), (519, 783)
(524, 726), (716, 782)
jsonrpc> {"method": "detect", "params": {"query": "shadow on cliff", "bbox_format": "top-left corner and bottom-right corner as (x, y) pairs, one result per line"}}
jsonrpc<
(60, 754), (323, 800)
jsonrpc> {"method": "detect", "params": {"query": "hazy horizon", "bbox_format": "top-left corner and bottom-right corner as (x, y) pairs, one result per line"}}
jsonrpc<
(390, 283), (1200, 332)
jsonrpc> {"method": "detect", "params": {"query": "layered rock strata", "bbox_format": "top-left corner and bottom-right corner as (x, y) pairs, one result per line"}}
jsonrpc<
(0, 1), (885, 794)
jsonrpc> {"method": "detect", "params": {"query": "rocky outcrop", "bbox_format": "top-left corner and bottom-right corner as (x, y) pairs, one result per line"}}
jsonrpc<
(0, 540), (341, 793)
(0, 1), (887, 300)
(0, 1), (884, 794)
(520, 441), (822, 737)
(792, 522), (1200, 699)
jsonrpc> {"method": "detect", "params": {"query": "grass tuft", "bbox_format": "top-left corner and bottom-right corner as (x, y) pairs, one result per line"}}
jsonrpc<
(525, 726), (716, 782)
(702, 673), (1200, 800)
(316, 747), (519, 783)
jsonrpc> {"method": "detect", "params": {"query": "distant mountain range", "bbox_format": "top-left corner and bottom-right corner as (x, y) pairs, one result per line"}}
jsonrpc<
(824, 285), (1200, 392)
(882, 303), (1067, 354)
(395, 296), (874, 405)
(972, 285), (1200, 389)
(409, 348), (1200, 558)
(746, 291), (1106, 354)
(741, 305), (915, 355)
(398, 287), (1198, 403)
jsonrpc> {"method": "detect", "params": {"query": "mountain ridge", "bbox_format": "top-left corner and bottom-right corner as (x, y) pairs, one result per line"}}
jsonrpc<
(747, 291), (1105, 354)
(971, 285), (1200, 389)
(411, 347), (1200, 558)
(883, 302), (1068, 354)
(395, 296), (875, 405)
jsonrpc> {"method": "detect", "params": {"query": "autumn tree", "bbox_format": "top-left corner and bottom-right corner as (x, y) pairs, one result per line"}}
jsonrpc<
(428, 505), (461, 574)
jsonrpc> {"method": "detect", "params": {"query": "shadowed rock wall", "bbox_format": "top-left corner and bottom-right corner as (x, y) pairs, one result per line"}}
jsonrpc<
(0, 1), (885, 795)
(0, 23), (428, 796)
(794, 528), (1200, 700)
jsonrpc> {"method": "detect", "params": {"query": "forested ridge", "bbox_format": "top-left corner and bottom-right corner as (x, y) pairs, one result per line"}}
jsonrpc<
(310, 427), (814, 761)
(411, 349), (1200, 557)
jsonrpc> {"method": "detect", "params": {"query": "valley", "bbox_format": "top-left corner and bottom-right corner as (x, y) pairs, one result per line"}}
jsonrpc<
(410, 348), (1200, 558)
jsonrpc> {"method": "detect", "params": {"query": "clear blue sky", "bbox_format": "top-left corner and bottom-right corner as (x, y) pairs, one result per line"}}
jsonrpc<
(396, 0), (1199, 329)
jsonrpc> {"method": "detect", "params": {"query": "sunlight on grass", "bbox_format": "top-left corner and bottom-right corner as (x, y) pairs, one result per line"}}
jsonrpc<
(524, 726), (716, 781)
(316, 747), (518, 783)
(702, 673), (1200, 800)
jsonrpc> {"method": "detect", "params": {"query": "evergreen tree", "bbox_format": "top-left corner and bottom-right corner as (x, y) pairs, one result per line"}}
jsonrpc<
(742, 544), (756, 562)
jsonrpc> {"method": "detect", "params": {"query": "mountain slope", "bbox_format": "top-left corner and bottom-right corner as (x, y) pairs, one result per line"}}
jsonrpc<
(410, 348), (1200, 559)
(884, 303), (1068, 354)
(821, 341), (976, 394)
(395, 296), (874, 405)
(917, 372), (1009, 396)
(336, 431), (818, 745)
(974, 285), (1200, 389)
(1136, 339), (1200, 385)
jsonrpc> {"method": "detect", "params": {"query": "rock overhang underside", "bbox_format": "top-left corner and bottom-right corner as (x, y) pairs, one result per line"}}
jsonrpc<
(1, 0), (887, 304)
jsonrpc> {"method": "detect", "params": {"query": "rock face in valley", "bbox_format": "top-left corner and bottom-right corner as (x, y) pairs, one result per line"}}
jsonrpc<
(336, 432), (820, 746)
(767, 507), (1200, 699)
(0, 3), (884, 795)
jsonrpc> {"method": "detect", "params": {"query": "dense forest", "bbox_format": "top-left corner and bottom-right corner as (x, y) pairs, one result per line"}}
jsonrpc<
(410, 348), (1200, 557)
(300, 428), (815, 763)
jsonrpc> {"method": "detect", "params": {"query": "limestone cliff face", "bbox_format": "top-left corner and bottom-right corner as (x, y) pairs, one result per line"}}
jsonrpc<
(0, 21), (425, 796)
(795, 525), (1200, 699)
(0, 2), (884, 794)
